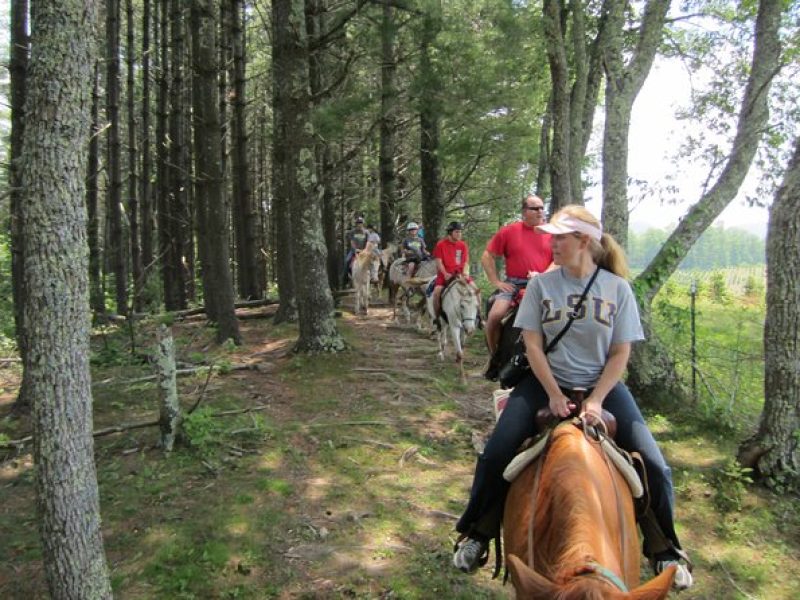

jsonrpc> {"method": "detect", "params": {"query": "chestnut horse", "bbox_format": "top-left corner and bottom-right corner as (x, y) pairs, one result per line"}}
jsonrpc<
(504, 422), (676, 599)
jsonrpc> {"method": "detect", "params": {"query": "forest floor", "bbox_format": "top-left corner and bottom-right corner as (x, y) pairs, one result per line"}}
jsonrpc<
(1, 290), (799, 599)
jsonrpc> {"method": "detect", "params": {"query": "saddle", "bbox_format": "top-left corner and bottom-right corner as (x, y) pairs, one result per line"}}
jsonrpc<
(502, 396), (644, 500)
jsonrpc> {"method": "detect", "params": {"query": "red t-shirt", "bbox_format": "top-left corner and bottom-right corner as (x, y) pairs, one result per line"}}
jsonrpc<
(486, 220), (552, 279)
(433, 238), (469, 285)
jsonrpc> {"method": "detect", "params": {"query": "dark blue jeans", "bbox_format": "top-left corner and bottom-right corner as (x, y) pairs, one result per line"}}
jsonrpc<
(455, 374), (682, 555)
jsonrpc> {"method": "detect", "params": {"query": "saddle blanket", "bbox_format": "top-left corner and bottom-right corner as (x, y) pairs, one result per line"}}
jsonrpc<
(502, 422), (644, 499)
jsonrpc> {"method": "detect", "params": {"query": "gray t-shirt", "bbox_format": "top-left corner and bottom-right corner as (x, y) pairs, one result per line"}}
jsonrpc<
(514, 267), (644, 388)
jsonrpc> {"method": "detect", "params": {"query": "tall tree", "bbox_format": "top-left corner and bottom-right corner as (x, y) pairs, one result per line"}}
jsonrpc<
(600, 0), (670, 246)
(230, 0), (264, 300)
(140, 0), (155, 289)
(87, 63), (105, 316)
(20, 2), (113, 596)
(738, 135), (800, 489)
(163, 0), (188, 310)
(273, 0), (344, 352)
(127, 0), (143, 312)
(107, 0), (128, 315)
(379, 0), (398, 245)
(542, 0), (572, 209)
(629, 0), (782, 403)
(191, 0), (242, 344)
(418, 6), (444, 248)
(9, 0), (30, 414)
(271, 0), (298, 324)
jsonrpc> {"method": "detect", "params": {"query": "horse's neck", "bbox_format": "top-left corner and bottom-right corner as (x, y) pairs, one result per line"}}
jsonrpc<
(534, 434), (620, 573)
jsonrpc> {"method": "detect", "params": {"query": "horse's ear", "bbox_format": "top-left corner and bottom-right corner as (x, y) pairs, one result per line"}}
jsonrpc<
(626, 565), (675, 600)
(507, 554), (559, 600)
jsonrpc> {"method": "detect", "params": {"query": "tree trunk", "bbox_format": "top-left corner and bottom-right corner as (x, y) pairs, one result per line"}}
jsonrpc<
(140, 0), (155, 288)
(191, 0), (242, 345)
(629, 0), (782, 402)
(156, 325), (180, 451)
(9, 0), (30, 414)
(601, 0), (670, 247)
(230, 0), (264, 300)
(271, 0), (298, 324)
(306, 0), (342, 292)
(21, 2), (113, 596)
(738, 135), (800, 488)
(164, 0), (188, 310)
(107, 0), (128, 315)
(418, 10), (443, 249)
(273, 0), (344, 352)
(379, 0), (398, 245)
(542, 0), (571, 211)
(127, 0), (143, 312)
(87, 63), (105, 317)
(156, 0), (171, 310)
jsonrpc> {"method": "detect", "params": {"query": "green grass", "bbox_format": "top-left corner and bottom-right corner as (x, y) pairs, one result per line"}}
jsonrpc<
(2, 290), (799, 600)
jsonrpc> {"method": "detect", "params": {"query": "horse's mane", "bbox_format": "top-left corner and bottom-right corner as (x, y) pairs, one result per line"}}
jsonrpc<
(533, 425), (622, 582)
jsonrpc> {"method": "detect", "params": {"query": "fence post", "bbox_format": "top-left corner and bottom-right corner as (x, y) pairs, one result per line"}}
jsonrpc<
(690, 279), (697, 404)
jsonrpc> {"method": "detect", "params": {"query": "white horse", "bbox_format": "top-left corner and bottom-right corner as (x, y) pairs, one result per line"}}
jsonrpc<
(426, 275), (480, 377)
(351, 241), (379, 315)
(388, 258), (437, 323)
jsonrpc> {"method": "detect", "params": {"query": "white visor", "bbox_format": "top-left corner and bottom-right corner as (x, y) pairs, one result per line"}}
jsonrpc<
(536, 215), (603, 241)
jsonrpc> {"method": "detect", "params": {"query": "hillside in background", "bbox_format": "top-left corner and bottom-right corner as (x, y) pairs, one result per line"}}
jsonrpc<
(628, 224), (765, 270)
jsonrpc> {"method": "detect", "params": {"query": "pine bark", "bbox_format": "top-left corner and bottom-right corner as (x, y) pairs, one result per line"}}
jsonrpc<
(379, 0), (398, 245)
(418, 11), (443, 248)
(127, 0), (143, 312)
(107, 0), (128, 315)
(230, 0), (264, 300)
(140, 0), (155, 284)
(163, 0), (188, 310)
(21, 2), (113, 596)
(87, 63), (105, 316)
(9, 0), (30, 413)
(738, 136), (800, 487)
(271, 0), (298, 324)
(191, 0), (242, 344)
(273, 0), (344, 352)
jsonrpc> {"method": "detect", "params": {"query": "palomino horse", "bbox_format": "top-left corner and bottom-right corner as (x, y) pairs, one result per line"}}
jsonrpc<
(504, 421), (676, 599)
(388, 257), (437, 323)
(426, 275), (480, 379)
(351, 241), (379, 315)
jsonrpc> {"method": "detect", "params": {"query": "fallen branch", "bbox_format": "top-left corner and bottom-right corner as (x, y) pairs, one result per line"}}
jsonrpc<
(0, 403), (272, 451)
(305, 420), (394, 428)
(94, 363), (253, 387)
(174, 298), (278, 318)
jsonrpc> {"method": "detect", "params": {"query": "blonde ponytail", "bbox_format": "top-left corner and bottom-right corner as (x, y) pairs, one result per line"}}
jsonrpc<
(552, 205), (631, 279)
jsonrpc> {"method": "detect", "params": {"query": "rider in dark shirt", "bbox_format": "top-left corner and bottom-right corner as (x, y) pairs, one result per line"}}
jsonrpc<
(345, 216), (368, 277)
(401, 222), (429, 277)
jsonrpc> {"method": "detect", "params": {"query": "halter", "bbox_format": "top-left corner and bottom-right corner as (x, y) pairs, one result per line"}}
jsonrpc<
(441, 278), (478, 327)
(576, 562), (629, 592)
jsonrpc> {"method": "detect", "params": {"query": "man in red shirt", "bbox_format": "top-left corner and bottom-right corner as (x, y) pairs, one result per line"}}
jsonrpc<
(481, 195), (553, 357)
(432, 221), (471, 317)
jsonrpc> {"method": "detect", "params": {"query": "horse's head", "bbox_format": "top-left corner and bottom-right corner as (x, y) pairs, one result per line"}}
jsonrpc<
(454, 278), (480, 335)
(507, 554), (676, 600)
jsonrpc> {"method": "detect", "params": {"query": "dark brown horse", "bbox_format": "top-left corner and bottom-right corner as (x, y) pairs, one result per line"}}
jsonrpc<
(504, 422), (676, 599)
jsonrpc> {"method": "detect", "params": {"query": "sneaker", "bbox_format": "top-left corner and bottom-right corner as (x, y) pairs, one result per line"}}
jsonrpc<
(654, 559), (693, 590)
(453, 537), (488, 573)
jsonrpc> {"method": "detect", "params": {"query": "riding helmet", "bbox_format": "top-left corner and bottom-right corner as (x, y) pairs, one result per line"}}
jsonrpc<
(446, 221), (463, 233)
(406, 222), (419, 230)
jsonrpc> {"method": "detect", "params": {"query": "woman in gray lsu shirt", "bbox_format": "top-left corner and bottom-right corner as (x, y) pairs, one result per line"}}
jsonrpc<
(452, 205), (692, 590)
